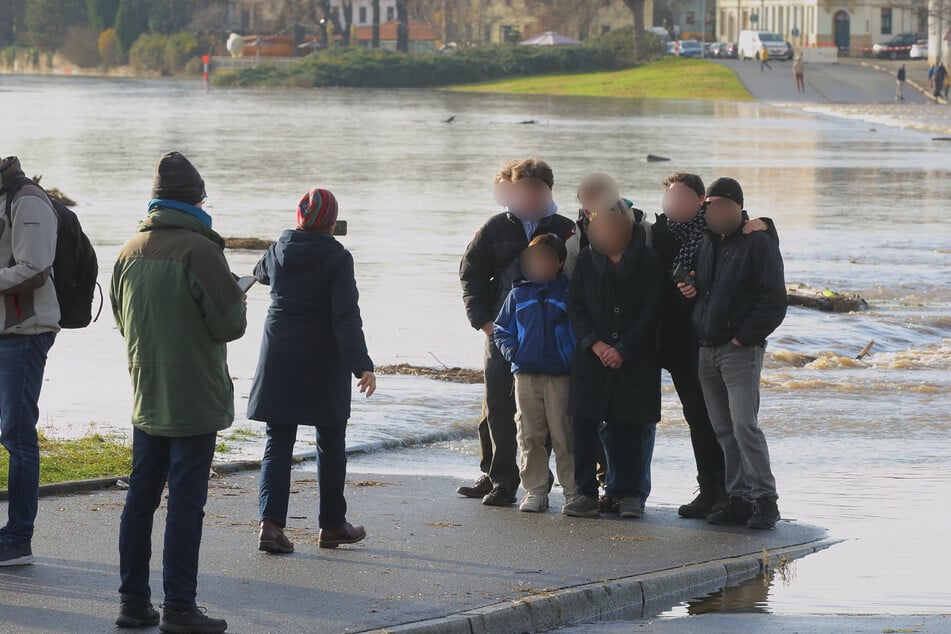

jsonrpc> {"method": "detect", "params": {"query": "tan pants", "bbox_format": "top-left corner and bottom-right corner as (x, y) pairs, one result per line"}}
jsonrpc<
(514, 374), (577, 497)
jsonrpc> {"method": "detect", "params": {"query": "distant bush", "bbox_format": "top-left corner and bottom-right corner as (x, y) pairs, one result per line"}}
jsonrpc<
(61, 25), (101, 68)
(129, 31), (197, 74)
(98, 28), (124, 67)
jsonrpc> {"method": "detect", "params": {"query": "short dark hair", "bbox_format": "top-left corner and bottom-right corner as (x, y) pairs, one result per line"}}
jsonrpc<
(512, 157), (554, 189)
(664, 172), (705, 198)
(528, 233), (567, 264)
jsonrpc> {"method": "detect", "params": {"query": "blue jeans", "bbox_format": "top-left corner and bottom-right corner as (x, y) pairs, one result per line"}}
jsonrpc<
(698, 342), (777, 501)
(0, 332), (55, 544)
(118, 428), (217, 609)
(259, 423), (347, 530)
(574, 417), (656, 503)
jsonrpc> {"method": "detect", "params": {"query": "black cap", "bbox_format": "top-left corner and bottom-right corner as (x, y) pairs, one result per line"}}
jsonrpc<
(152, 151), (206, 204)
(705, 177), (744, 208)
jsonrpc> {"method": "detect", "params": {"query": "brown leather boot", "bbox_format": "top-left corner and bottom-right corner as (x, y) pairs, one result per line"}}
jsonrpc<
(258, 519), (294, 554)
(318, 522), (366, 549)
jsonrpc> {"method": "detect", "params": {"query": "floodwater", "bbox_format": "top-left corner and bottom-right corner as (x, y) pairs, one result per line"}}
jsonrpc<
(1, 75), (949, 618)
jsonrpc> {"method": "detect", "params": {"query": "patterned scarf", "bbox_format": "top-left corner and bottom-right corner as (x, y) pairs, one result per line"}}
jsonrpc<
(667, 206), (707, 270)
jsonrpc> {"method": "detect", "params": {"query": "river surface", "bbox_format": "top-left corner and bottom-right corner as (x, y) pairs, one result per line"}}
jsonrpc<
(1, 75), (949, 618)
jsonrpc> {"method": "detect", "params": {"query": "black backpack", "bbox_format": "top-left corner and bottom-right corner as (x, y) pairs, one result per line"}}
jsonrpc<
(3, 178), (101, 329)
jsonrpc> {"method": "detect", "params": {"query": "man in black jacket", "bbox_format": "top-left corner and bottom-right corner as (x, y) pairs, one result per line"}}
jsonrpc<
(459, 158), (576, 505)
(680, 177), (786, 530)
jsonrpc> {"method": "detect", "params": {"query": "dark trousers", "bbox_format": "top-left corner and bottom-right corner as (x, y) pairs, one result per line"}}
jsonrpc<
(575, 417), (656, 503)
(259, 423), (347, 530)
(119, 428), (217, 609)
(0, 332), (55, 545)
(662, 345), (726, 478)
(479, 336), (520, 493)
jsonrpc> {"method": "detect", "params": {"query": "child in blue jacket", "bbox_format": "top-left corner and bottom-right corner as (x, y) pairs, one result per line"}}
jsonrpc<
(494, 234), (577, 513)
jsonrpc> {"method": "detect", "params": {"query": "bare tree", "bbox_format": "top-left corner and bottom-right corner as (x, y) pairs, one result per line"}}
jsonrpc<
(371, 0), (380, 47)
(317, 0), (354, 46)
(524, 0), (611, 41)
(622, 0), (647, 61)
(396, 0), (408, 51)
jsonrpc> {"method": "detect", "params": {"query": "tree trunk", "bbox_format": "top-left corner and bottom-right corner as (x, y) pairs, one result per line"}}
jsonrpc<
(340, 0), (352, 46)
(622, 0), (646, 62)
(371, 0), (380, 48)
(396, 0), (409, 52)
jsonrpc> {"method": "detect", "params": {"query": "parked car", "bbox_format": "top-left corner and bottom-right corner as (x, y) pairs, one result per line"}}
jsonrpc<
(872, 33), (921, 60)
(722, 42), (738, 58)
(709, 42), (723, 57)
(666, 41), (677, 55)
(909, 40), (928, 59)
(738, 30), (788, 61)
(677, 39), (704, 58)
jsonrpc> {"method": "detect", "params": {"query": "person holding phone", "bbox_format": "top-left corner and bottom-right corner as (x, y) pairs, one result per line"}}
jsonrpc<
(248, 187), (376, 554)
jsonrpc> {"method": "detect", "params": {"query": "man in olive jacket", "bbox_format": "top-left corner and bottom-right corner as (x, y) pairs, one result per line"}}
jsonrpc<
(110, 152), (246, 633)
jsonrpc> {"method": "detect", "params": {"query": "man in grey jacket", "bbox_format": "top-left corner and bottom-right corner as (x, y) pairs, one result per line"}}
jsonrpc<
(0, 156), (59, 566)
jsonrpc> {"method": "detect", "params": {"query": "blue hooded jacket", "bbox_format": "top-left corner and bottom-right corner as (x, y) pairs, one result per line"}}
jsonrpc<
(494, 273), (575, 376)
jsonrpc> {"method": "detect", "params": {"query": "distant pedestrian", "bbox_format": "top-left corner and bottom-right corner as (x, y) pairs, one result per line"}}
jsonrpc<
(0, 156), (59, 568)
(896, 63), (906, 101)
(793, 55), (805, 92)
(250, 187), (375, 554)
(494, 234), (577, 514)
(935, 64), (948, 101)
(112, 151), (247, 632)
(760, 44), (771, 71)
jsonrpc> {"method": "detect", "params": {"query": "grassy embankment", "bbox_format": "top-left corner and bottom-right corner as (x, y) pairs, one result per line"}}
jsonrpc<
(451, 57), (752, 101)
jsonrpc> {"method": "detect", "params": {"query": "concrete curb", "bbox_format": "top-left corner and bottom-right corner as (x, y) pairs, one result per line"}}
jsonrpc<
(857, 60), (947, 104)
(373, 539), (837, 634)
(0, 426), (477, 502)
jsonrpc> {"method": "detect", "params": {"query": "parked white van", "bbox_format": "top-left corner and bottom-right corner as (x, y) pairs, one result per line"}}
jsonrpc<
(738, 31), (788, 61)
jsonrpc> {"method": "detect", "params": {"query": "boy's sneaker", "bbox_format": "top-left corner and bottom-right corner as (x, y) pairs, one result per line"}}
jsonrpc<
(159, 605), (227, 633)
(618, 497), (644, 519)
(0, 540), (33, 567)
(457, 475), (492, 498)
(599, 494), (620, 514)
(116, 601), (160, 628)
(482, 487), (517, 506)
(562, 495), (600, 518)
(707, 495), (755, 526)
(747, 497), (781, 530)
(518, 494), (549, 513)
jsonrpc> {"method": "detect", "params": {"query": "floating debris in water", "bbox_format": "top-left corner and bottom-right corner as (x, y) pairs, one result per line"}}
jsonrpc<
(646, 154), (671, 162)
(377, 363), (483, 384)
(224, 237), (274, 250)
(786, 284), (868, 313)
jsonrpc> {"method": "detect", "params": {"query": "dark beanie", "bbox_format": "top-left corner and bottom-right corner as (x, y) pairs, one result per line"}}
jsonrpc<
(152, 151), (206, 204)
(705, 177), (744, 208)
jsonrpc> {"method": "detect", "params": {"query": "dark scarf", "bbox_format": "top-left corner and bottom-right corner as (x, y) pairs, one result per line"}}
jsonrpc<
(667, 206), (707, 270)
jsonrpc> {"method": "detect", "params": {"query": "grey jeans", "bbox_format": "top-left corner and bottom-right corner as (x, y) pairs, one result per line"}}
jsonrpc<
(698, 342), (777, 501)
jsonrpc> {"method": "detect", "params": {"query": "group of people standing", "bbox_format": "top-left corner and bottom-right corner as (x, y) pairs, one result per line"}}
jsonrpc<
(1, 152), (375, 633)
(458, 158), (787, 532)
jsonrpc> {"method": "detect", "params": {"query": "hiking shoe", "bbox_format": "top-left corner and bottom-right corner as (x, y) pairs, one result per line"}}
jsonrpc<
(562, 495), (600, 518)
(482, 487), (517, 506)
(457, 475), (492, 498)
(599, 494), (619, 514)
(258, 520), (294, 554)
(678, 473), (727, 519)
(518, 494), (549, 513)
(747, 497), (781, 530)
(0, 540), (33, 567)
(318, 522), (366, 549)
(707, 495), (755, 526)
(159, 605), (227, 633)
(116, 601), (160, 628)
(618, 497), (644, 519)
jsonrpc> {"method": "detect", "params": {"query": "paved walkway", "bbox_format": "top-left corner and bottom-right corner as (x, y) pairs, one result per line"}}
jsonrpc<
(0, 444), (827, 633)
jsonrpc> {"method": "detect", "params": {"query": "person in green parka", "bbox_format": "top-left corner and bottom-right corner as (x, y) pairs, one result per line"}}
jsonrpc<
(110, 151), (246, 634)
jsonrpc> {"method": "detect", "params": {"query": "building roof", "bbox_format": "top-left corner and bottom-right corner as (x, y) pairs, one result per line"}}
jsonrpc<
(354, 20), (438, 42)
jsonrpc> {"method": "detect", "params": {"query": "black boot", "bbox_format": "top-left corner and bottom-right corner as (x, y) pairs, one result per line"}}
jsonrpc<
(481, 486), (517, 506)
(456, 474), (492, 498)
(707, 495), (755, 526)
(116, 601), (160, 628)
(747, 496), (781, 530)
(678, 473), (726, 519)
(159, 605), (227, 633)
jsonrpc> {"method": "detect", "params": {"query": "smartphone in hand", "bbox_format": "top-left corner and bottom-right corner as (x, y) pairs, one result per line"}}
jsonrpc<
(236, 276), (257, 293)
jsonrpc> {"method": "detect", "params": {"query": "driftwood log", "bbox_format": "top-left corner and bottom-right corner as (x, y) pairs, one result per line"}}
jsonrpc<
(786, 284), (868, 313)
(224, 237), (275, 250)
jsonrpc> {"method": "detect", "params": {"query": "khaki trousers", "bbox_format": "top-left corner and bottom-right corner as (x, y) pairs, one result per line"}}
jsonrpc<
(514, 373), (577, 497)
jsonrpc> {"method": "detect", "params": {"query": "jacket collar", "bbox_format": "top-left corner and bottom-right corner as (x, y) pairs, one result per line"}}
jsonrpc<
(149, 198), (213, 229)
(140, 206), (225, 247)
(514, 272), (570, 291)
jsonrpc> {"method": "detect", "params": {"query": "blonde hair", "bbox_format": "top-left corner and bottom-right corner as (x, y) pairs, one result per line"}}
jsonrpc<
(493, 159), (520, 185)
(511, 157), (554, 189)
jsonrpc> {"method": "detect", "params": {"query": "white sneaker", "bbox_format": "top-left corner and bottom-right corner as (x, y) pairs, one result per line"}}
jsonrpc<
(518, 494), (549, 513)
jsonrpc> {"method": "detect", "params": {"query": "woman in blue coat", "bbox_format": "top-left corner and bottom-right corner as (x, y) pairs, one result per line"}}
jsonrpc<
(249, 188), (376, 554)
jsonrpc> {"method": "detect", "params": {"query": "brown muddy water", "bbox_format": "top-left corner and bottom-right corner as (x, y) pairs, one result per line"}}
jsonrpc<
(1, 75), (949, 617)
